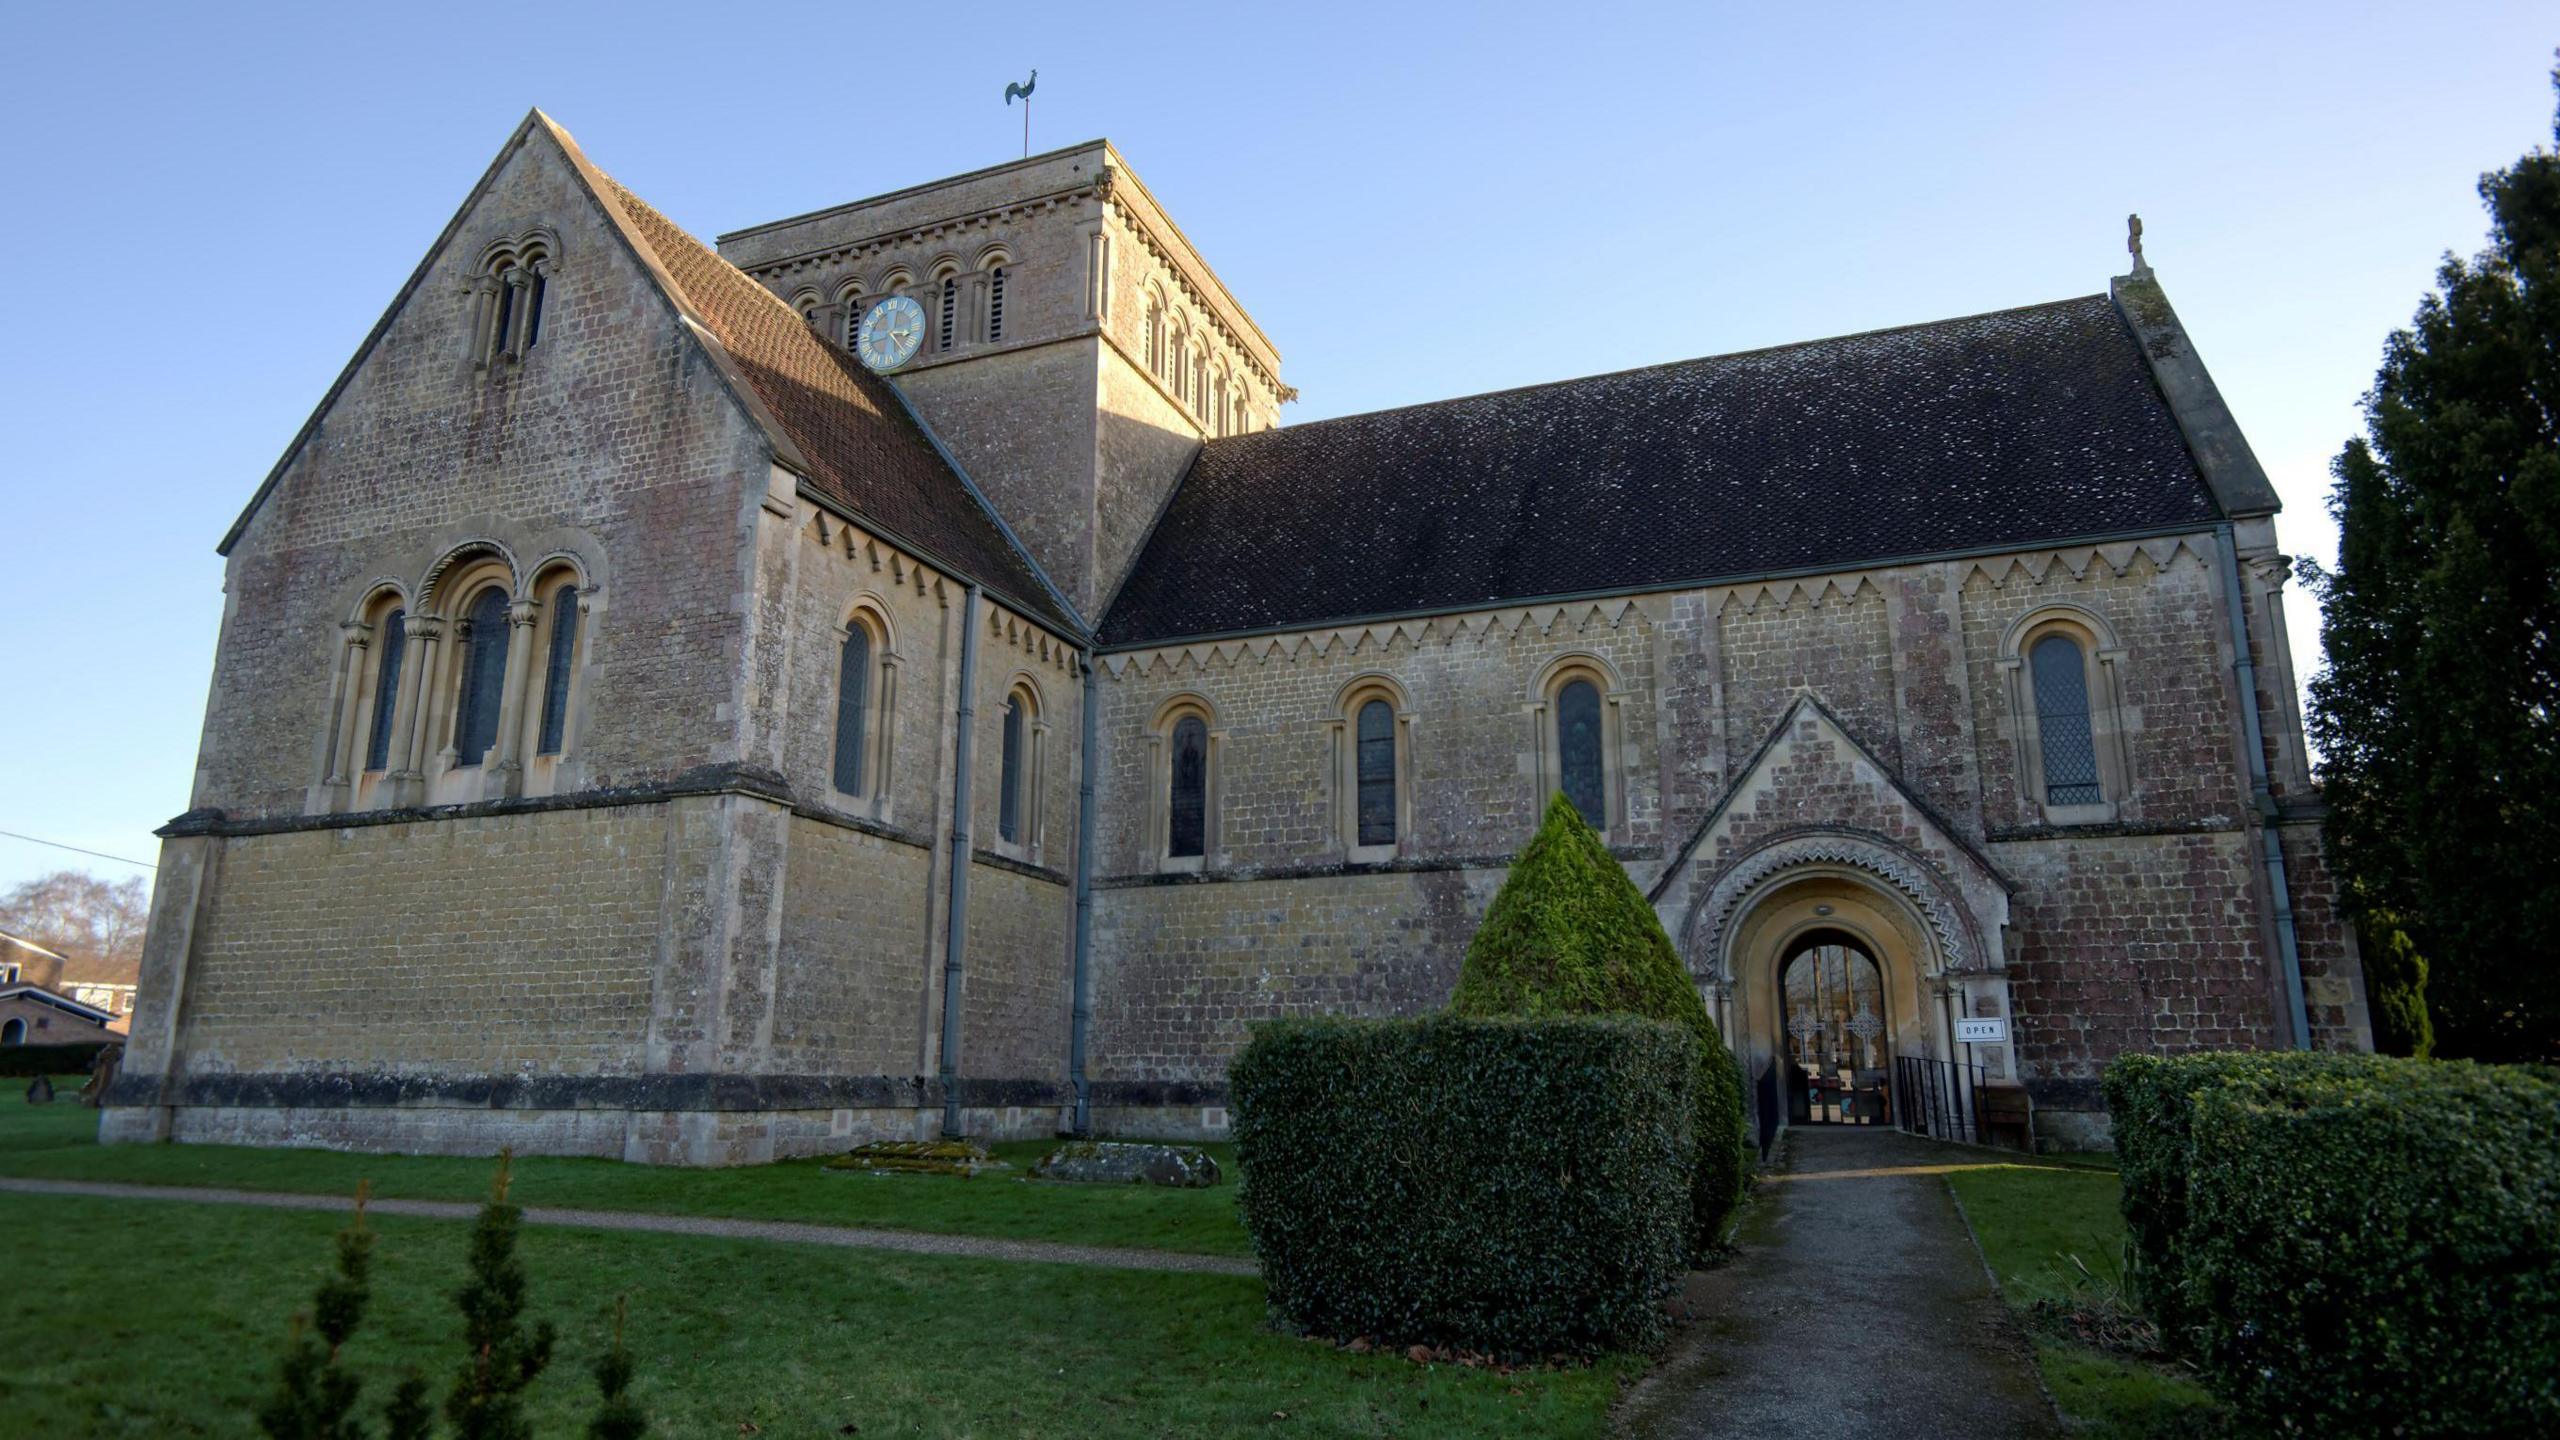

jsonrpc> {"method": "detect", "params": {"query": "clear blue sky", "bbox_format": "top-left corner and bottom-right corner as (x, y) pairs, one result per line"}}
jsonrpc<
(2, 1), (2550, 896)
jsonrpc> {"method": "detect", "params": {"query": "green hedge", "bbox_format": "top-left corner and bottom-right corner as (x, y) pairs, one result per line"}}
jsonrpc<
(0, 1042), (114, 1079)
(1449, 793), (1747, 1257)
(2106, 1051), (2560, 1435)
(1231, 1014), (1695, 1357)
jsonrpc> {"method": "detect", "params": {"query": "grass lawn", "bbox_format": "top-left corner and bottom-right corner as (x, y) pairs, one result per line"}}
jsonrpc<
(0, 1084), (1250, 1257)
(0, 1190), (1636, 1437)
(1946, 1160), (2223, 1439)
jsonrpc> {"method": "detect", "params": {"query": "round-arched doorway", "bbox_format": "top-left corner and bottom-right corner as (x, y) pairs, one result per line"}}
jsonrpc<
(1780, 934), (1892, 1125)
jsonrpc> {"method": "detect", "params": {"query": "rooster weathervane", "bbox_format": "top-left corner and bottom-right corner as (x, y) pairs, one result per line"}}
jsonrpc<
(1006, 70), (1037, 158)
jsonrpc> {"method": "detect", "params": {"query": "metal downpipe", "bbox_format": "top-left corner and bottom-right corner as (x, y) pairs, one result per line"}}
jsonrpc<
(1069, 650), (1100, 1135)
(940, 584), (982, 1132)
(2214, 524), (2311, 1050)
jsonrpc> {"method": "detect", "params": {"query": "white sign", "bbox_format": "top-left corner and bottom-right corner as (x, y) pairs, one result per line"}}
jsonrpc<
(1955, 1017), (2008, 1044)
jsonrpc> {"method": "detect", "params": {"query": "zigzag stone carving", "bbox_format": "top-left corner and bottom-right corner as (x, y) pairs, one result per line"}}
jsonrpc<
(1685, 827), (1981, 985)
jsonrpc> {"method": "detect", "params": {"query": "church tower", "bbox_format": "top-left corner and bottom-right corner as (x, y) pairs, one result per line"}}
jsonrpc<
(718, 143), (1288, 621)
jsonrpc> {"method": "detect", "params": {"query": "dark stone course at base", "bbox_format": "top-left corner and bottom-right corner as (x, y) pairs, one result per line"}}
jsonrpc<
(1031, 1141), (1222, 1188)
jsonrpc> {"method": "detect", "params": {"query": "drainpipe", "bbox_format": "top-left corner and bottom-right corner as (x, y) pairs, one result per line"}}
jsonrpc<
(940, 584), (983, 1132)
(1069, 650), (1100, 1135)
(2214, 524), (2311, 1050)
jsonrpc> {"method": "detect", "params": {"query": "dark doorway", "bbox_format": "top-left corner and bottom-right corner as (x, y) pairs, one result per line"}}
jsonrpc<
(1781, 936), (1892, 1125)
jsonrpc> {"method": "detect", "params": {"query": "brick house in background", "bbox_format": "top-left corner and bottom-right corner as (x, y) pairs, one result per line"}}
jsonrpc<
(1, 929), (134, 1035)
(0, 980), (121, 1048)
(104, 111), (2364, 1162)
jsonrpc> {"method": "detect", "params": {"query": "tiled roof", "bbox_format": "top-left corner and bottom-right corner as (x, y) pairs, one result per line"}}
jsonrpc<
(595, 176), (1074, 632)
(1102, 295), (2219, 646)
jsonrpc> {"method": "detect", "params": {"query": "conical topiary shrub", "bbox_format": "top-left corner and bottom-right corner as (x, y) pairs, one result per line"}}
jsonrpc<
(1450, 792), (1747, 1253)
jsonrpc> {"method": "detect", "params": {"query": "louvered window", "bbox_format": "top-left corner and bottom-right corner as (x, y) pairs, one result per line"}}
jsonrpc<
(536, 582), (578, 756)
(987, 268), (1006, 341)
(1169, 715), (1208, 859)
(998, 695), (1025, 843)
(939, 277), (957, 351)
(1558, 679), (1606, 829)
(834, 625), (871, 796)
(1356, 699), (1396, 847)
(451, 588), (512, 767)
(364, 608), (405, 771)
(843, 299), (866, 349)
(2031, 634), (2103, 806)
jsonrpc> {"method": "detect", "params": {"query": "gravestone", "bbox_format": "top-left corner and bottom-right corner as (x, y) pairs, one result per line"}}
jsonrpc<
(824, 1139), (1010, 1178)
(25, 1075), (56, 1104)
(1032, 1140), (1221, 1188)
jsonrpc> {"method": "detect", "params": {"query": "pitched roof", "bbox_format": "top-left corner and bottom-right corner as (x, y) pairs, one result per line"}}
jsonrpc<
(221, 112), (1074, 635)
(572, 139), (1075, 633)
(1101, 295), (2222, 646)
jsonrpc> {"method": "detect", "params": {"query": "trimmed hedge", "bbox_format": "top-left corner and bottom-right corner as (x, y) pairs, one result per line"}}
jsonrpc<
(1231, 1014), (1695, 1357)
(2106, 1051), (2560, 1435)
(0, 1041), (114, 1079)
(1449, 793), (1747, 1256)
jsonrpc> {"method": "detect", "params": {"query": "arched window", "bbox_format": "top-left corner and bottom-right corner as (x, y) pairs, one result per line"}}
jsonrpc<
(1145, 299), (1164, 374)
(476, 235), (552, 369)
(0, 1018), (22, 1045)
(2030, 634), (2102, 806)
(986, 266), (1007, 342)
(1557, 678), (1606, 828)
(1170, 714), (1208, 859)
(840, 289), (868, 349)
(364, 606), (406, 772)
(1210, 374), (1227, 436)
(2001, 606), (2131, 823)
(834, 623), (872, 796)
(535, 580), (580, 757)
(938, 275), (959, 351)
(990, 679), (1045, 855)
(1356, 699), (1396, 847)
(450, 586), (513, 767)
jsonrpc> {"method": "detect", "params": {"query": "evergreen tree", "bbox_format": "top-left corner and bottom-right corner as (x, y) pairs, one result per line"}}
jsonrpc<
(587, 1296), (647, 1440)
(383, 1375), (433, 1440)
(1450, 792), (1748, 1253)
(2305, 61), (2560, 1062)
(444, 1151), (557, 1440)
(259, 1183), (382, 1440)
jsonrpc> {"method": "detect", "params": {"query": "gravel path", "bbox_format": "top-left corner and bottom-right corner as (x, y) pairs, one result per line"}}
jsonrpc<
(1614, 1126), (2061, 1439)
(0, 1176), (1258, 1277)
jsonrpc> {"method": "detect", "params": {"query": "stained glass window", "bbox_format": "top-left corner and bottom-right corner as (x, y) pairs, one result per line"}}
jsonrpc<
(364, 607), (405, 772)
(1170, 715), (1207, 859)
(833, 625), (871, 796)
(451, 587), (512, 767)
(1356, 699), (1396, 847)
(1558, 678), (1605, 829)
(2031, 634), (2102, 806)
(536, 582), (578, 757)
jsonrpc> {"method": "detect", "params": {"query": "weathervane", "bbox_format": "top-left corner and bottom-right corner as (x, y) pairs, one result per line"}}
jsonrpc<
(1006, 69), (1037, 159)
(2127, 213), (2151, 275)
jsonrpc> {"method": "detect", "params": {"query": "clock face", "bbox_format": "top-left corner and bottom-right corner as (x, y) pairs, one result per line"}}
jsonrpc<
(855, 294), (927, 372)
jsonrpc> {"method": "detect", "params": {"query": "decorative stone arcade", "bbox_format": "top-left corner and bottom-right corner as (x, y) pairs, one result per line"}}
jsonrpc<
(1649, 698), (2018, 1139)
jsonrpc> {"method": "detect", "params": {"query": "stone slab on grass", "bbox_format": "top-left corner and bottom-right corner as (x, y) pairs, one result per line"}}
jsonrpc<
(825, 1140), (1011, 1178)
(1032, 1141), (1222, 1188)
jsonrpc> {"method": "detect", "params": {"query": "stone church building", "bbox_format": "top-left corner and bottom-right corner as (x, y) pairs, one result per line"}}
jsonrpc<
(104, 112), (2367, 1160)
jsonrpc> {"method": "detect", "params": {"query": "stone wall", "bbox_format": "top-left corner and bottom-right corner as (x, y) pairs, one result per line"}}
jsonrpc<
(774, 815), (936, 1076)
(200, 127), (771, 821)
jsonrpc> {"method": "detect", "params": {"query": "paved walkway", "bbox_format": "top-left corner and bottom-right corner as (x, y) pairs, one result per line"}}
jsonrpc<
(0, 1176), (1257, 1277)
(1616, 1127), (2060, 1439)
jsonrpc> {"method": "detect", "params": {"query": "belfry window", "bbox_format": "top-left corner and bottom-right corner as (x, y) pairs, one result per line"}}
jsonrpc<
(986, 267), (1006, 342)
(938, 276), (958, 351)
(2030, 634), (2102, 806)
(450, 587), (512, 767)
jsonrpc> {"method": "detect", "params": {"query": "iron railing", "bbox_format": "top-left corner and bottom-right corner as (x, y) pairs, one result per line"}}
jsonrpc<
(1754, 1061), (1781, 1160)
(1894, 1054), (1990, 1147)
